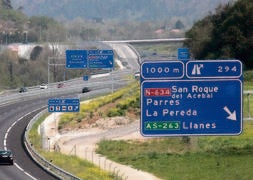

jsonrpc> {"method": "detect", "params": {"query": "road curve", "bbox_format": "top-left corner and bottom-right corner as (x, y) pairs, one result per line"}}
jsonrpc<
(0, 42), (139, 179)
(0, 98), (59, 180)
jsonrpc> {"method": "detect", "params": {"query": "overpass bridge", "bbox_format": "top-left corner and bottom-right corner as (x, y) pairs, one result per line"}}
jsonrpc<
(103, 38), (187, 44)
(3, 38), (187, 60)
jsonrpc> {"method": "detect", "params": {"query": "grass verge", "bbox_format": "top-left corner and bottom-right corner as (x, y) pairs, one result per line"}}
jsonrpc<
(28, 80), (253, 180)
(59, 82), (140, 130)
(96, 121), (253, 180)
(28, 113), (118, 180)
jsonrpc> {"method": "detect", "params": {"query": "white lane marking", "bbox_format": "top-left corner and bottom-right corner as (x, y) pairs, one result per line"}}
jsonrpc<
(15, 163), (37, 180)
(3, 107), (46, 180)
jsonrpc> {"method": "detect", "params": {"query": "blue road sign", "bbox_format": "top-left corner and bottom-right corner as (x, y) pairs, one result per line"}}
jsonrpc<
(88, 50), (114, 68)
(140, 59), (243, 136)
(83, 75), (89, 81)
(141, 61), (184, 80)
(178, 48), (190, 60)
(48, 98), (80, 112)
(66, 50), (87, 69)
(141, 80), (242, 136)
(186, 60), (242, 79)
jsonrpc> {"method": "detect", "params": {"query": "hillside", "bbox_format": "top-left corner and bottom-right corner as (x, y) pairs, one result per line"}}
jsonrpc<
(184, 0), (253, 70)
(12, 0), (235, 24)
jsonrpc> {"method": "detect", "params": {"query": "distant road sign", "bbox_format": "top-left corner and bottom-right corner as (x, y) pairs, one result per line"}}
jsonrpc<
(66, 50), (87, 68)
(178, 48), (190, 60)
(83, 75), (89, 81)
(48, 98), (80, 112)
(88, 50), (114, 68)
(140, 60), (243, 136)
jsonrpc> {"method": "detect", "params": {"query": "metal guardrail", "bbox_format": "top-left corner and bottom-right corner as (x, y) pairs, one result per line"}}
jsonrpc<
(6, 75), (253, 179)
(23, 85), (132, 180)
(23, 89), (116, 180)
(0, 77), (133, 107)
(24, 109), (81, 180)
(5, 70), (134, 179)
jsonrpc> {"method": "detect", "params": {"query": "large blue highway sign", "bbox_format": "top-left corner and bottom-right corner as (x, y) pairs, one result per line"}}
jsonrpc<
(48, 98), (80, 112)
(66, 50), (87, 69)
(88, 50), (114, 68)
(141, 80), (242, 136)
(141, 60), (243, 136)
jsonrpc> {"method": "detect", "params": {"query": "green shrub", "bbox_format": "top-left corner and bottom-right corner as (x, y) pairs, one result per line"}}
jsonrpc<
(244, 71), (253, 81)
(116, 102), (129, 110)
(107, 108), (125, 117)
(59, 82), (140, 129)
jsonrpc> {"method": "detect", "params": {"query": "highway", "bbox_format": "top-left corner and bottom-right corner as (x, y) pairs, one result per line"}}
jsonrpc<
(0, 41), (252, 179)
(0, 42), (139, 179)
(0, 98), (58, 180)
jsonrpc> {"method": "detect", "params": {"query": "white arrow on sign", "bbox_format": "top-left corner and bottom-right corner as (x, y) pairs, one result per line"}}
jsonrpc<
(223, 106), (237, 121)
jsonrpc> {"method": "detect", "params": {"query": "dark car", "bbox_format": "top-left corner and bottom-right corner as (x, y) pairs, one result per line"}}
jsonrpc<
(19, 87), (27, 93)
(0, 150), (13, 165)
(82, 87), (90, 93)
(57, 83), (64, 88)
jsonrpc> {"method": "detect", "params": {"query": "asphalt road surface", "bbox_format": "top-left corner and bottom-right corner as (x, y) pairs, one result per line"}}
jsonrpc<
(0, 99), (59, 180)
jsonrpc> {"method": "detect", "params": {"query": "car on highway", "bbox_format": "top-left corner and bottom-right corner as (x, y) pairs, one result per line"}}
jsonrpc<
(19, 87), (28, 93)
(0, 150), (13, 165)
(134, 72), (140, 79)
(82, 87), (90, 93)
(40, 83), (48, 89)
(57, 83), (64, 88)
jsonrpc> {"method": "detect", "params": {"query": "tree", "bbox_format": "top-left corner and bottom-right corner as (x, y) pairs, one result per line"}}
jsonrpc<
(184, 15), (213, 59)
(175, 20), (185, 29)
(184, 0), (253, 69)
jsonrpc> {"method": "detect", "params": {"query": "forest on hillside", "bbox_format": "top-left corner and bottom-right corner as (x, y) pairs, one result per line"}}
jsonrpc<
(184, 0), (253, 70)
(12, 0), (233, 24)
